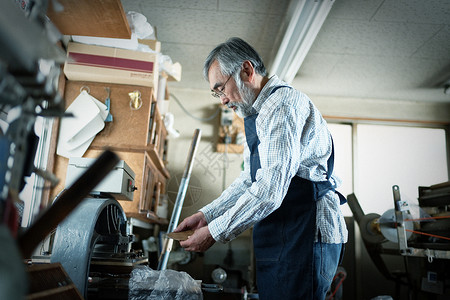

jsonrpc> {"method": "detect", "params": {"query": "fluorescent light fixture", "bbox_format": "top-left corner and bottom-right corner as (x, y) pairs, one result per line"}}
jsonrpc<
(270, 0), (335, 83)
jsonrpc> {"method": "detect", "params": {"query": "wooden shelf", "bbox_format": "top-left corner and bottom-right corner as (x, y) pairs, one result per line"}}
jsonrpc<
(62, 81), (169, 178)
(47, 0), (131, 39)
(89, 144), (169, 179)
(126, 212), (168, 225)
(216, 143), (245, 153)
(50, 80), (169, 225)
(63, 81), (154, 149)
(84, 149), (167, 225)
(26, 263), (83, 300)
(216, 105), (245, 153)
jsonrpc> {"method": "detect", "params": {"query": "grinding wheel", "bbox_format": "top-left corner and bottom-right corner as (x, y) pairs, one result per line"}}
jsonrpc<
(379, 209), (413, 243)
(359, 213), (386, 244)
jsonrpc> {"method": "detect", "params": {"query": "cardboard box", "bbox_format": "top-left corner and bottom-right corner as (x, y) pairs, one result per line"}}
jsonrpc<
(64, 42), (159, 90)
(138, 39), (161, 53)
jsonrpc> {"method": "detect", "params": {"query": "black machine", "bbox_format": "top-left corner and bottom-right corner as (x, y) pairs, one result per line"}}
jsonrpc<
(347, 182), (450, 299)
(0, 1), (139, 299)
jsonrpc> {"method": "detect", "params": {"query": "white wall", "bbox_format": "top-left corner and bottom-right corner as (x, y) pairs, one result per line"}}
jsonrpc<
(164, 87), (244, 222)
(165, 86), (450, 294)
(165, 87), (450, 216)
(311, 94), (450, 124)
(166, 87), (450, 218)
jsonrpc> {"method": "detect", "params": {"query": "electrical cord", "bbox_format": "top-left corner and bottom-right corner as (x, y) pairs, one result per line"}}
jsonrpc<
(326, 269), (347, 300)
(169, 93), (220, 122)
(405, 229), (450, 241)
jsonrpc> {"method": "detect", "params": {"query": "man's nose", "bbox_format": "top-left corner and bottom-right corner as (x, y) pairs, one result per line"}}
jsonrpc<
(220, 95), (228, 106)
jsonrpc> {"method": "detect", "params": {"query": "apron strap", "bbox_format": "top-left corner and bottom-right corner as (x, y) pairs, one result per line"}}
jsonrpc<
(244, 85), (347, 204)
(244, 114), (260, 182)
(244, 85), (291, 182)
(316, 137), (347, 204)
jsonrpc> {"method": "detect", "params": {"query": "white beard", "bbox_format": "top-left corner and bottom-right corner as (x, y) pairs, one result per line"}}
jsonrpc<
(231, 79), (256, 118)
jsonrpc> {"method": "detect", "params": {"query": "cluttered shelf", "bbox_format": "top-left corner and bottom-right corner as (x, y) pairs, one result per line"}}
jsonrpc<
(216, 105), (245, 153)
(59, 80), (170, 178)
(46, 4), (181, 225)
(50, 80), (170, 224)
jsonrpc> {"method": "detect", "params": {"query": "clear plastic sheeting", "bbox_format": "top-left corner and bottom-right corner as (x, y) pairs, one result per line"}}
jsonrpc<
(126, 11), (154, 39)
(129, 266), (203, 300)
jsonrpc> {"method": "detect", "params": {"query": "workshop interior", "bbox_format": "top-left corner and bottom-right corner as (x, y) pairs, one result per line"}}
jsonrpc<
(1, 0), (449, 299)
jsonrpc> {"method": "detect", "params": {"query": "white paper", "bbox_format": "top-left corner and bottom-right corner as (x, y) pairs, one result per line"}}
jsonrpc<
(57, 135), (95, 159)
(72, 33), (139, 50)
(57, 91), (107, 158)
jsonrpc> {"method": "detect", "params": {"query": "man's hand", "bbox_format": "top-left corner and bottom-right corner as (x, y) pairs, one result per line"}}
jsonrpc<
(174, 211), (207, 232)
(179, 226), (215, 252)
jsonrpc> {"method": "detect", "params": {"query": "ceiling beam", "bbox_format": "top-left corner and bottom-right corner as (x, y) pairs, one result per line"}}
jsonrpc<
(270, 0), (335, 83)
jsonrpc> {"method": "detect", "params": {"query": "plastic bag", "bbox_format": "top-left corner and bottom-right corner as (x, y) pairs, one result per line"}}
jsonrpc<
(126, 11), (154, 39)
(129, 266), (203, 300)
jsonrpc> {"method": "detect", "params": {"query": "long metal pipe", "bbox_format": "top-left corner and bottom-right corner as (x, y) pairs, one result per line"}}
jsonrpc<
(158, 128), (202, 270)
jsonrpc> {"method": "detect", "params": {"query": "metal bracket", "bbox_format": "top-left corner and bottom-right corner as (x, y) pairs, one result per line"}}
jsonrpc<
(392, 185), (450, 260)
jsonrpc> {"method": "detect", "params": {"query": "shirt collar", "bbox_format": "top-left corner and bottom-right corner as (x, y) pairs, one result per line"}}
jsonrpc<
(252, 75), (285, 113)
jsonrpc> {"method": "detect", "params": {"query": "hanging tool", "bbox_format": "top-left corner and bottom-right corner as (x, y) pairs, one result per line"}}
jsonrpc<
(128, 90), (142, 110)
(104, 87), (113, 122)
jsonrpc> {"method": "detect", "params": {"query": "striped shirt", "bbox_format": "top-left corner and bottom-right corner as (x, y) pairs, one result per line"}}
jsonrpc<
(200, 75), (348, 244)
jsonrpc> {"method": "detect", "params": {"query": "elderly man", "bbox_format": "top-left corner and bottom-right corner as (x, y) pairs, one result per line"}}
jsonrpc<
(174, 37), (347, 299)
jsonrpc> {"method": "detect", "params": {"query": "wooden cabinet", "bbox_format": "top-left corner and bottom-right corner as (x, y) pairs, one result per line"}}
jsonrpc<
(47, 0), (131, 39)
(84, 149), (166, 223)
(63, 80), (168, 177)
(50, 80), (169, 224)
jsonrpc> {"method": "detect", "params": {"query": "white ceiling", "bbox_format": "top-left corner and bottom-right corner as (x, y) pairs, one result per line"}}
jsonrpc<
(120, 0), (450, 104)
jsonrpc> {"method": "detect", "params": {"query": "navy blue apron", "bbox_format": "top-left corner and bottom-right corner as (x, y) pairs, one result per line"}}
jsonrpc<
(245, 86), (345, 299)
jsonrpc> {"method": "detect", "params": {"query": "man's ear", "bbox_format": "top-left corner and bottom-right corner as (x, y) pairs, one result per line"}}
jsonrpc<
(240, 60), (255, 83)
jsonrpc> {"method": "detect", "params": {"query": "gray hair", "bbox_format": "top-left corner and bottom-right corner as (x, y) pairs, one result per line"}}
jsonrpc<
(203, 37), (267, 82)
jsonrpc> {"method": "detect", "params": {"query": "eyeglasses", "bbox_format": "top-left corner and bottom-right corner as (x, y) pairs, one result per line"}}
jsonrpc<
(211, 74), (233, 98)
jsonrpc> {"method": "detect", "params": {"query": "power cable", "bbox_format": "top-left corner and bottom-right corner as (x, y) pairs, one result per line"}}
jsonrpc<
(170, 93), (220, 122)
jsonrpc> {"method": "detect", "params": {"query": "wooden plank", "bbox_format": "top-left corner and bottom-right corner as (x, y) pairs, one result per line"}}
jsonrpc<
(47, 0), (131, 39)
(63, 81), (154, 149)
(61, 81), (169, 176)
(216, 143), (244, 154)
(167, 230), (195, 241)
(41, 69), (65, 207)
(27, 285), (81, 300)
(26, 263), (83, 300)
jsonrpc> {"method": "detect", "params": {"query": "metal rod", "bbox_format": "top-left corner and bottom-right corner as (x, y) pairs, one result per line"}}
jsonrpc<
(17, 149), (120, 259)
(393, 185), (409, 251)
(346, 193), (365, 224)
(158, 129), (201, 270)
